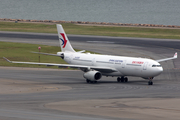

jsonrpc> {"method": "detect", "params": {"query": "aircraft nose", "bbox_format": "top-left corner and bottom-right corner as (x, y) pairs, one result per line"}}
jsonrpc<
(157, 67), (163, 74)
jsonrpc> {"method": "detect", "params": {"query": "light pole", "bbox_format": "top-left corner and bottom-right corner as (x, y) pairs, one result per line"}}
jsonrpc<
(38, 46), (41, 64)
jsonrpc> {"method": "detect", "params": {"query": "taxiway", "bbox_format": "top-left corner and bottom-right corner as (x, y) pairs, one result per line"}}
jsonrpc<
(0, 32), (180, 120)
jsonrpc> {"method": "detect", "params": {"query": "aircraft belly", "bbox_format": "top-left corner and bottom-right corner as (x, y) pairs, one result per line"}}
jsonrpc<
(120, 66), (143, 77)
(102, 71), (123, 76)
(142, 69), (162, 77)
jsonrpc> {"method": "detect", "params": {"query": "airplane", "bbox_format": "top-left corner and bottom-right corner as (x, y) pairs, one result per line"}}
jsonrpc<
(3, 24), (178, 85)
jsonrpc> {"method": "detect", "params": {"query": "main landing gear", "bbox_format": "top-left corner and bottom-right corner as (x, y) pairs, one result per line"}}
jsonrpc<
(117, 76), (128, 83)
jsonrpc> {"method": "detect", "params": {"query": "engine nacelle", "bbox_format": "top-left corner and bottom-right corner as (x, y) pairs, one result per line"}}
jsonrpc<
(83, 71), (102, 81)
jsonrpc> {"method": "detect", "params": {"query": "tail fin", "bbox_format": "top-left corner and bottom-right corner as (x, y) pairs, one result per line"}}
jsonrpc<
(56, 24), (75, 52)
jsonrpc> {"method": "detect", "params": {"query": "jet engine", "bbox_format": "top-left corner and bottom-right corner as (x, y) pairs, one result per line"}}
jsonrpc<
(83, 71), (102, 81)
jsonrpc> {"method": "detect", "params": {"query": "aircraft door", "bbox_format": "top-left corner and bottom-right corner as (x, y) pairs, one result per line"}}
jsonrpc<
(122, 60), (126, 68)
(143, 62), (148, 70)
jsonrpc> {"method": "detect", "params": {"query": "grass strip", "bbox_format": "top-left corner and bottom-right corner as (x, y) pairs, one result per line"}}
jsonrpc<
(0, 41), (66, 68)
(0, 41), (96, 68)
(0, 21), (180, 39)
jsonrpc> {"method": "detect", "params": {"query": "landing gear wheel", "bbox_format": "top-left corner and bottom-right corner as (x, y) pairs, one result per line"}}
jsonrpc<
(124, 77), (128, 82)
(86, 79), (90, 83)
(121, 79), (124, 82)
(148, 81), (153, 85)
(120, 76), (124, 82)
(117, 77), (121, 82)
(117, 77), (128, 83)
(90, 81), (97, 84)
(86, 79), (97, 84)
(148, 77), (154, 85)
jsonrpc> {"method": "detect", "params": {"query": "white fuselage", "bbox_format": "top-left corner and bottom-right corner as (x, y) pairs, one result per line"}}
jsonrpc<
(61, 52), (163, 78)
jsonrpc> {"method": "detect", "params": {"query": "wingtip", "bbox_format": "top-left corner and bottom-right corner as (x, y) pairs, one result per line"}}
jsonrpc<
(3, 57), (12, 63)
(174, 52), (178, 58)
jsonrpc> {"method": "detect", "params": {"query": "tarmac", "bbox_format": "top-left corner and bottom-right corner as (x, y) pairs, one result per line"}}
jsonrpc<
(0, 32), (180, 120)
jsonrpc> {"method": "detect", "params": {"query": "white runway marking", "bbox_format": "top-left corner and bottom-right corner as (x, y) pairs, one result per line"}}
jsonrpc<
(87, 41), (115, 44)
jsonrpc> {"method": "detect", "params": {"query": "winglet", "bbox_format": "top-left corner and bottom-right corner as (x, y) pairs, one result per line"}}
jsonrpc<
(174, 52), (177, 58)
(3, 57), (12, 63)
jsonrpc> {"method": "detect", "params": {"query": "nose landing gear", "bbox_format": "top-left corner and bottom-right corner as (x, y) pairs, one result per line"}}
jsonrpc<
(148, 77), (154, 85)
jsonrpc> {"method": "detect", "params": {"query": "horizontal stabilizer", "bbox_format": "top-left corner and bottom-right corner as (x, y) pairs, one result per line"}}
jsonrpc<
(31, 51), (62, 57)
(77, 50), (86, 53)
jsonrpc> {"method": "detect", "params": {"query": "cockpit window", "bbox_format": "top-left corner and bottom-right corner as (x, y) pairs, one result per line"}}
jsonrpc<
(152, 65), (162, 67)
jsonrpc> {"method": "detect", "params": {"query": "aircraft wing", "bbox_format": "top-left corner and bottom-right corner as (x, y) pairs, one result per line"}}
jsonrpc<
(3, 57), (117, 73)
(156, 52), (177, 62)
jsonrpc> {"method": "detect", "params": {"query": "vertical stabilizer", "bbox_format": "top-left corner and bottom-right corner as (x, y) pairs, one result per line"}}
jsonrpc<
(56, 24), (75, 52)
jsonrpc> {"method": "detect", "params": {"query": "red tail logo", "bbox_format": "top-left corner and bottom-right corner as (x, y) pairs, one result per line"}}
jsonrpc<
(60, 33), (67, 48)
